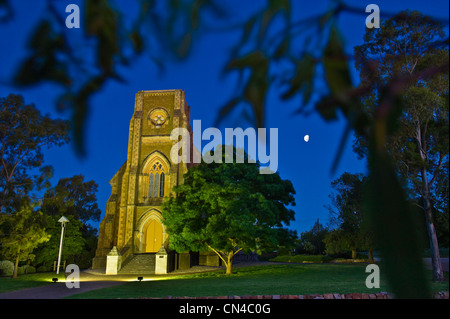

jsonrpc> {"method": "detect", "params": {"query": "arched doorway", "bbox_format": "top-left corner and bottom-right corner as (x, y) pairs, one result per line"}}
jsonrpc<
(143, 219), (163, 253)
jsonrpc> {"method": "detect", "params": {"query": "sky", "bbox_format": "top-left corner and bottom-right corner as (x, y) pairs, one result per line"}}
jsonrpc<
(0, 0), (448, 234)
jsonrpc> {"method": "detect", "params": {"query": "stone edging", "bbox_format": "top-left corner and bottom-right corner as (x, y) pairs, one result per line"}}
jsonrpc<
(144, 291), (448, 299)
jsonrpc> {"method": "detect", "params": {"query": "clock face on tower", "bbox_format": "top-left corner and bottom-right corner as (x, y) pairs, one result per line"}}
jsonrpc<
(148, 108), (169, 127)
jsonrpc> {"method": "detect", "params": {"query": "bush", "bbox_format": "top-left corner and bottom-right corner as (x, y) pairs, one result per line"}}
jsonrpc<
(0, 260), (14, 276)
(333, 258), (369, 263)
(257, 252), (277, 261)
(270, 254), (333, 263)
(276, 247), (292, 256)
(327, 251), (368, 260)
(17, 266), (24, 275)
(37, 265), (52, 273)
(23, 265), (36, 274)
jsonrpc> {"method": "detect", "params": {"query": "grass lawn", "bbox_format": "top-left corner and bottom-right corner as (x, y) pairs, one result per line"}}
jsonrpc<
(0, 272), (67, 294)
(1, 264), (447, 298)
(67, 264), (448, 299)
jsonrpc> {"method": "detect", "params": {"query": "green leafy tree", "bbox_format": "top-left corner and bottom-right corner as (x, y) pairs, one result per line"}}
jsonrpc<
(298, 219), (329, 255)
(162, 146), (296, 274)
(325, 172), (375, 260)
(41, 175), (102, 226)
(323, 229), (371, 260)
(0, 204), (50, 278)
(2, 0), (447, 298)
(353, 11), (448, 281)
(32, 215), (85, 270)
(38, 175), (101, 268)
(0, 94), (70, 213)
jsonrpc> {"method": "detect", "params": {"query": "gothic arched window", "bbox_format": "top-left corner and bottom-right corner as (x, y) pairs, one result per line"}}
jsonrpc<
(146, 158), (167, 198)
(160, 173), (165, 197)
(148, 173), (154, 198)
(154, 172), (159, 197)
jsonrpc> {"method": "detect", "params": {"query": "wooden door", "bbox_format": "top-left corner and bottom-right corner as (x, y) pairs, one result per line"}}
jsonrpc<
(144, 219), (163, 253)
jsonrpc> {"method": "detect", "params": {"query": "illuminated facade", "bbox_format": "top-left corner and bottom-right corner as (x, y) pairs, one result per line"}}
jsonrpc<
(92, 89), (196, 273)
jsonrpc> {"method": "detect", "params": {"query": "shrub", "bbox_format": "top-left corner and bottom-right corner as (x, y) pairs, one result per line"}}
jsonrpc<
(333, 258), (369, 263)
(257, 252), (277, 261)
(37, 265), (51, 273)
(327, 251), (368, 260)
(0, 260), (14, 276)
(276, 247), (292, 256)
(270, 254), (333, 263)
(17, 266), (24, 275)
(24, 265), (36, 274)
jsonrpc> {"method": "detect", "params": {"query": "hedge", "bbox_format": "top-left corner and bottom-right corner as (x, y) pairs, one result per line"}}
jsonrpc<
(0, 260), (14, 276)
(270, 255), (334, 263)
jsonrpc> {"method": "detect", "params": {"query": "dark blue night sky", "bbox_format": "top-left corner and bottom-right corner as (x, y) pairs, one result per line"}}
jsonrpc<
(0, 0), (448, 234)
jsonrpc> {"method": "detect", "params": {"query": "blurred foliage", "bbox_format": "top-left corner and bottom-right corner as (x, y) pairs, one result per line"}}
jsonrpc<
(1, 0), (448, 296)
(325, 172), (375, 260)
(3, 0), (227, 155)
(219, 4), (448, 297)
(353, 11), (448, 283)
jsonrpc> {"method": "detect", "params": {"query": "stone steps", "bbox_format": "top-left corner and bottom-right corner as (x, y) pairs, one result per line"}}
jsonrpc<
(119, 253), (156, 274)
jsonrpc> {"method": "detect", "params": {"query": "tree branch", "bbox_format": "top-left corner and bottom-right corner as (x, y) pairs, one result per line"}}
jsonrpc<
(429, 153), (446, 187)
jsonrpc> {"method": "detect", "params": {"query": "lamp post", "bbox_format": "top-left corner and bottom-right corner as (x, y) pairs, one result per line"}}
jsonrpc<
(56, 216), (69, 275)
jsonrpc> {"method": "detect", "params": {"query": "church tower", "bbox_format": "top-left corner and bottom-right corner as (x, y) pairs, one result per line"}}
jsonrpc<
(92, 89), (194, 273)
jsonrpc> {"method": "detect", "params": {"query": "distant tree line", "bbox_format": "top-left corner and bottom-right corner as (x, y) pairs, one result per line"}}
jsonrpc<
(0, 94), (100, 278)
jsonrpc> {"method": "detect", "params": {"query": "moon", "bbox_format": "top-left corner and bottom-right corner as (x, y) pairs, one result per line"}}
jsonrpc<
(304, 135), (310, 142)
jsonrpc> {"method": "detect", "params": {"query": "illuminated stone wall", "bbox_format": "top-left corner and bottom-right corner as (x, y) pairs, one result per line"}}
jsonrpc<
(93, 89), (193, 269)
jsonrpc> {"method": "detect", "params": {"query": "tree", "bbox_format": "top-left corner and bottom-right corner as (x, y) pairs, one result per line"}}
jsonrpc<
(38, 175), (101, 269)
(3, 0), (446, 298)
(326, 172), (375, 260)
(323, 229), (364, 258)
(0, 204), (50, 278)
(41, 175), (102, 226)
(162, 146), (296, 274)
(0, 94), (70, 213)
(353, 11), (448, 281)
(298, 219), (329, 255)
(32, 215), (85, 270)
(431, 163), (449, 247)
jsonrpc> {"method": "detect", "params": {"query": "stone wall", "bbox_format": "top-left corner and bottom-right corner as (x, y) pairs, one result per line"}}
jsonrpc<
(143, 291), (449, 299)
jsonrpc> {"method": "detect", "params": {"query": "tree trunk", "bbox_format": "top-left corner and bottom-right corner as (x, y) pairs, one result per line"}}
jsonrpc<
(12, 248), (20, 279)
(423, 190), (444, 281)
(417, 125), (444, 282)
(207, 244), (241, 275)
(368, 248), (374, 263)
(225, 252), (233, 275)
(351, 249), (357, 259)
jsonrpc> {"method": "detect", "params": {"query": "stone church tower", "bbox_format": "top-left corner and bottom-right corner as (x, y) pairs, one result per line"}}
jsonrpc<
(92, 89), (197, 274)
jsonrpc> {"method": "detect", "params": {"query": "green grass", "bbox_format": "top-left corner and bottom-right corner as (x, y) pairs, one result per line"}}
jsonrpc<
(67, 264), (448, 299)
(1, 264), (447, 299)
(0, 272), (66, 293)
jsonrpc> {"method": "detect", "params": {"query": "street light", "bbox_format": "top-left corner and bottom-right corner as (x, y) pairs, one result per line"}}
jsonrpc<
(56, 216), (69, 275)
